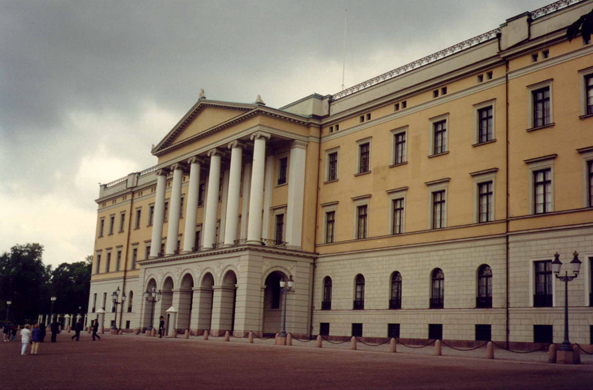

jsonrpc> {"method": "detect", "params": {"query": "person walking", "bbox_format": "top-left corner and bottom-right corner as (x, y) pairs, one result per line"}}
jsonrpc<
(3, 321), (10, 342)
(11, 324), (18, 341)
(20, 325), (31, 355)
(71, 319), (83, 341)
(31, 324), (41, 355)
(50, 319), (60, 342)
(92, 319), (100, 341)
(159, 316), (165, 338)
(39, 322), (46, 342)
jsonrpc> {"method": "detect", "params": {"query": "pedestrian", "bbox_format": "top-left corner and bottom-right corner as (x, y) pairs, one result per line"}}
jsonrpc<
(50, 319), (60, 342)
(92, 319), (100, 341)
(20, 325), (31, 355)
(2, 321), (10, 342)
(39, 322), (46, 342)
(71, 319), (83, 341)
(159, 316), (165, 338)
(31, 324), (41, 355)
(11, 324), (18, 341)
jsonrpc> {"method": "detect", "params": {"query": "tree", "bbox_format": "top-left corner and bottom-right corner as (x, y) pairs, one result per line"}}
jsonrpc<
(567, 7), (593, 44)
(50, 259), (91, 315)
(0, 244), (51, 323)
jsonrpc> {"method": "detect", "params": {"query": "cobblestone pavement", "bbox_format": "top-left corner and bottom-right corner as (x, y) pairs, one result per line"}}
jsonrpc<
(2, 332), (592, 390)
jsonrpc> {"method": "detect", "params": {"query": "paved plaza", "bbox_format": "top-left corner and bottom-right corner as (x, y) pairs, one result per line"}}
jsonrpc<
(2, 332), (593, 390)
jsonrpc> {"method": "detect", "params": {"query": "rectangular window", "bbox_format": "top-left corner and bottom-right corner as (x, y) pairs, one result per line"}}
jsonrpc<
(534, 169), (552, 214)
(163, 201), (169, 222)
(533, 325), (553, 344)
(478, 106), (493, 143)
(125, 321), (130, 329)
(325, 211), (335, 243)
(95, 254), (101, 274)
(478, 181), (493, 222)
(109, 215), (115, 235)
(194, 230), (201, 251)
(357, 205), (368, 239)
(160, 242), (165, 256)
(394, 132), (406, 164)
(475, 325), (492, 341)
(148, 205), (155, 226)
(131, 248), (138, 269)
(99, 219), (105, 237)
(320, 323), (330, 336)
(586, 75), (593, 115)
(388, 324), (400, 339)
(179, 197), (184, 218)
(328, 152), (338, 181)
(534, 260), (553, 307)
(135, 209), (141, 229)
(92, 293), (97, 313)
(394, 103), (400, 111)
(102, 292), (107, 310)
(432, 191), (446, 229)
(278, 157), (288, 185)
(441, 87), (447, 95)
(433, 120), (447, 155)
(119, 212), (125, 233)
(198, 184), (205, 207)
(106, 253), (111, 273)
(401, 101), (407, 109)
(588, 161), (593, 207)
(275, 214), (284, 244)
(116, 250), (122, 272)
(392, 199), (404, 234)
(359, 143), (370, 173)
(533, 87), (551, 127)
(145, 245), (151, 260)
(428, 324), (443, 340)
(352, 323), (363, 337)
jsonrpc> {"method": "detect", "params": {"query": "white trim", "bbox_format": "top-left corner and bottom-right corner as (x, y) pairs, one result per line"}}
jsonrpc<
(352, 197), (370, 239)
(527, 158), (555, 214)
(324, 147), (340, 182)
(529, 257), (557, 308)
(272, 207), (287, 243)
(584, 254), (593, 307)
(473, 99), (496, 144)
(581, 149), (593, 208)
(356, 137), (372, 175)
(276, 153), (289, 187)
(426, 181), (448, 229)
(390, 126), (408, 165)
(429, 114), (449, 156)
(322, 203), (338, 244)
(579, 65), (593, 116)
(388, 189), (407, 235)
(527, 80), (553, 129)
(473, 172), (496, 223)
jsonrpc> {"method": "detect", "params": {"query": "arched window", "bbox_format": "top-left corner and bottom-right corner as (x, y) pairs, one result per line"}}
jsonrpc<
(354, 274), (365, 310)
(430, 269), (444, 309)
(477, 265), (492, 308)
(390, 272), (402, 309)
(322, 277), (332, 310)
(127, 291), (133, 313)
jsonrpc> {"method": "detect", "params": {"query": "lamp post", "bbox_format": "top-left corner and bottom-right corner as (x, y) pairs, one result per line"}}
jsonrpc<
(5, 301), (11, 321)
(111, 287), (127, 331)
(50, 296), (56, 323)
(551, 251), (581, 355)
(143, 287), (162, 331)
(279, 275), (294, 339)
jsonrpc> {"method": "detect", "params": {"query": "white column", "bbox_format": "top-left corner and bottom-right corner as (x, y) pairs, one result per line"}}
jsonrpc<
(261, 153), (275, 239)
(183, 157), (201, 253)
(166, 164), (184, 255)
(224, 141), (244, 247)
(219, 169), (230, 244)
(240, 162), (252, 241)
(247, 132), (270, 244)
(285, 140), (307, 250)
(203, 149), (222, 249)
(150, 169), (168, 258)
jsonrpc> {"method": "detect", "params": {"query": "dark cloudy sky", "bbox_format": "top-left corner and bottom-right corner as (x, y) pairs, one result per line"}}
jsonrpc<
(0, 0), (555, 267)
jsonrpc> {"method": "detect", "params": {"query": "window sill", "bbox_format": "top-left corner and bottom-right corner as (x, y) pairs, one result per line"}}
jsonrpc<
(324, 179), (339, 184)
(98, 235), (103, 239)
(472, 139), (497, 147)
(108, 233), (114, 236)
(428, 151), (449, 159)
(354, 170), (372, 177)
(579, 113), (593, 120)
(147, 224), (153, 227)
(389, 161), (408, 168)
(275, 182), (288, 188)
(134, 227), (140, 230)
(526, 122), (555, 133)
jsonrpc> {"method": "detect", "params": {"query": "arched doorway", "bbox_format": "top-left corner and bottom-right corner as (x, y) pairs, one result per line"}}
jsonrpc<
(220, 270), (237, 334)
(178, 273), (194, 331)
(263, 271), (286, 335)
(143, 278), (157, 329)
(196, 273), (214, 334)
(159, 277), (174, 333)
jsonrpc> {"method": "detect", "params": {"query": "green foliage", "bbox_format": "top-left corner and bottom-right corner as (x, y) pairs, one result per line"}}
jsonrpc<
(567, 8), (593, 43)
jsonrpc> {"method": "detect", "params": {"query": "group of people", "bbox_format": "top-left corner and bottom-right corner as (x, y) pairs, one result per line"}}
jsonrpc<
(2, 321), (19, 342)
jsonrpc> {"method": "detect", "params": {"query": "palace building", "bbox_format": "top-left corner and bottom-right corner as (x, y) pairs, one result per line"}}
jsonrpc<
(88, 0), (593, 346)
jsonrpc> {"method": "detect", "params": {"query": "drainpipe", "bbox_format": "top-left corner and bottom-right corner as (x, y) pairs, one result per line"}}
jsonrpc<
(119, 174), (137, 330)
(505, 58), (510, 350)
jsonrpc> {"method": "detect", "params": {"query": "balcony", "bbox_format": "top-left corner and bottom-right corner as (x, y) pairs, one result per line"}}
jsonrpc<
(429, 297), (443, 309)
(476, 296), (492, 308)
(353, 299), (364, 310)
(533, 294), (552, 307)
(389, 298), (401, 310)
(321, 300), (331, 310)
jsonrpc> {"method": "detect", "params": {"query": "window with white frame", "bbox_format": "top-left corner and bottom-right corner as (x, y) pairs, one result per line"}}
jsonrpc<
(391, 126), (407, 165)
(325, 148), (339, 182)
(426, 179), (449, 229)
(356, 138), (371, 174)
(277, 156), (288, 186)
(109, 214), (115, 235)
(322, 202), (338, 244)
(99, 218), (105, 237)
(352, 196), (370, 239)
(527, 80), (553, 129)
(272, 207), (286, 244)
(135, 208), (142, 229)
(119, 212), (126, 233)
(471, 169), (497, 223)
(95, 253), (101, 274)
(429, 114), (449, 156)
(163, 201), (169, 222)
(387, 188), (407, 235)
(526, 155), (555, 215)
(474, 100), (495, 145)
(579, 67), (593, 117)
(579, 147), (593, 208)
(148, 204), (155, 226)
(131, 247), (138, 269)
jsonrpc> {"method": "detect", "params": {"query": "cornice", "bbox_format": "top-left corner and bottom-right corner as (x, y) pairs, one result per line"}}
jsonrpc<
(508, 43), (593, 80)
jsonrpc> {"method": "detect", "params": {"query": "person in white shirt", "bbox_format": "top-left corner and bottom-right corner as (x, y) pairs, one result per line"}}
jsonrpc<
(20, 324), (31, 356)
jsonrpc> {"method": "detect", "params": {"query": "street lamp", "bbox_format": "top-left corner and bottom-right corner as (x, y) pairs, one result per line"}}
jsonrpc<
(111, 287), (127, 331)
(5, 301), (11, 321)
(50, 296), (57, 323)
(551, 251), (581, 353)
(144, 287), (162, 331)
(279, 275), (294, 338)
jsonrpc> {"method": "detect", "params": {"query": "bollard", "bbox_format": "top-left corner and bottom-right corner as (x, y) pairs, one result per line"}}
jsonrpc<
(548, 344), (556, 363)
(434, 340), (442, 356)
(573, 345), (581, 364)
(248, 332), (254, 344)
(203, 330), (209, 340)
(351, 336), (357, 350)
(152, 328), (157, 337)
(389, 338), (397, 353)
(486, 342), (494, 359)
(184, 329), (189, 339)
(224, 331), (230, 342)
(316, 335), (323, 348)
(145, 329), (151, 337)
(287, 333), (292, 346)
